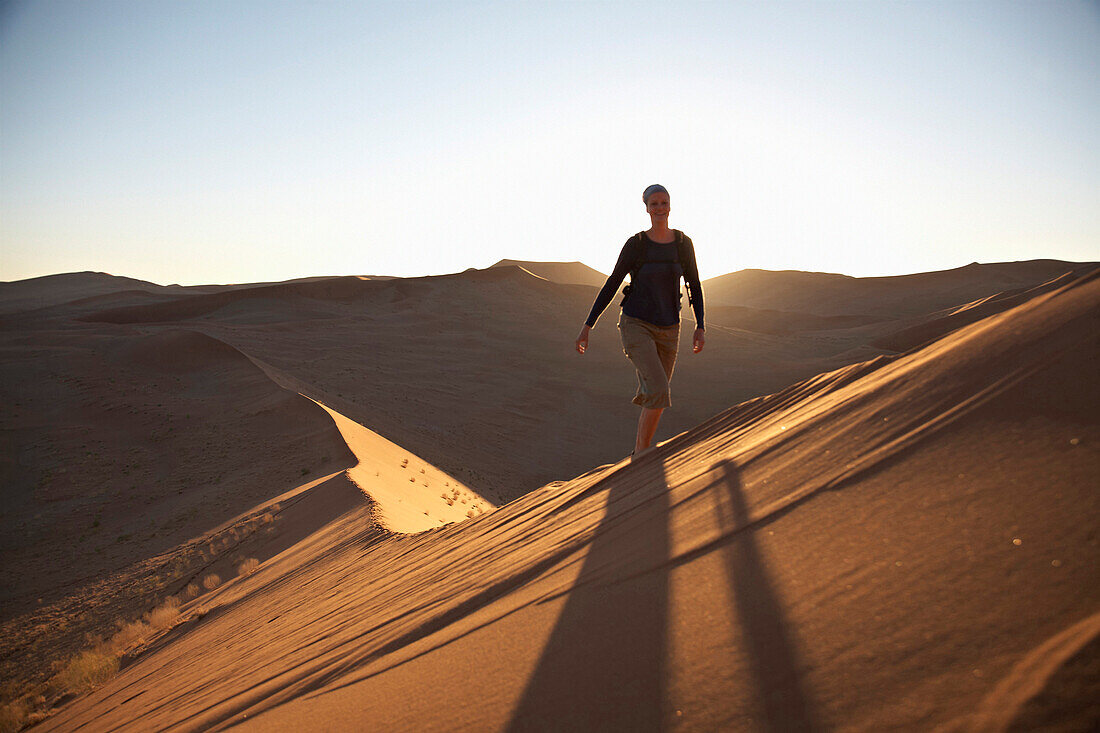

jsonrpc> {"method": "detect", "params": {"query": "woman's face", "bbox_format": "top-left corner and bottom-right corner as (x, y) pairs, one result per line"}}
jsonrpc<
(646, 192), (670, 219)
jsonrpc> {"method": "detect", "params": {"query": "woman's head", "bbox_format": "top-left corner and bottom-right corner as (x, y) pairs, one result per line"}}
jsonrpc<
(643, 184), (670, 220)
(642, 184), (668, 206)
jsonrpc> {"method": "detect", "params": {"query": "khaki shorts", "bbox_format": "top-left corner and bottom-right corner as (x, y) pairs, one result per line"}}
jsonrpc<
(618, 314), (680, 409)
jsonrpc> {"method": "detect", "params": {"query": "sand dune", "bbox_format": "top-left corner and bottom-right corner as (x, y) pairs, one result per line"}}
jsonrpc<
(3, 261), (1097, 730)
(24, 267), (1099, 731)
(871, 267), (1094, 352)
(0, 272), (407, 321)
(705, 304), (884, 335)
(69, 264), (897, 503)
(63, 261), (1097, 503)
(313, 399), (494, 533)
(0, 325), (356, 688)
(77, 275), (379, 324)
(0, 272), (172, 315)
(702, 259), (1095, 317)
(490, 259), (608, 288)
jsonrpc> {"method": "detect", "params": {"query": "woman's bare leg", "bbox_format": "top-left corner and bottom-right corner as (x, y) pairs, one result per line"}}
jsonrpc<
(634, 407), (665, 455)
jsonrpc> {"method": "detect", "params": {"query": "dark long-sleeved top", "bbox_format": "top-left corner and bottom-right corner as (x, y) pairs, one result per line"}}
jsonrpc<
(585, 230), (705, 329)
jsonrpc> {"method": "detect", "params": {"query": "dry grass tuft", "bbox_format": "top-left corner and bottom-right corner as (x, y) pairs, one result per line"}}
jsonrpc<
(202, 574), (221, 590)
(237, 558), (260, 576)
(182, 583), (199, 599)
(108, 619), (153, 653)
(56, 650), (119, 695)
(148, 597), (181, 630)
(0, 701), (28, 733)
(49, 596), (187, 701)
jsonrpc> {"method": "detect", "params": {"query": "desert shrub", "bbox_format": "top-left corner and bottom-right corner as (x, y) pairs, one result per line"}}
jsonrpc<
(148, 597), (181, 630)
(57, 650), (119, 695)
(0, 701), (28, 733)
(202, 574), (221, 590)
(182, 583), (199, 599)
(237, 558), (259, 576)
(108, 619), (152, 653)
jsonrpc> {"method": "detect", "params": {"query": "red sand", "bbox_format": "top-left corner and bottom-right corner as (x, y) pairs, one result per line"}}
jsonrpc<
(17, 266), (1098, 731)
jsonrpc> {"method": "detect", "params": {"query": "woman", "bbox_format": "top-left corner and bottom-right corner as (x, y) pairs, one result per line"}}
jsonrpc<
(575, 184), (706, 457)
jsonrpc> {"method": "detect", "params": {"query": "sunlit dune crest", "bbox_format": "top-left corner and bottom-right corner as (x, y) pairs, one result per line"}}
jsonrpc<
(310, 398), (494, 533)
(1, 261), (1097, 730)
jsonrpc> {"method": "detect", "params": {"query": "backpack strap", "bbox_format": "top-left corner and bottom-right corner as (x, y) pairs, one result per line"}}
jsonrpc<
(619, 233), (646, 304)
(675, 230), (695, 307)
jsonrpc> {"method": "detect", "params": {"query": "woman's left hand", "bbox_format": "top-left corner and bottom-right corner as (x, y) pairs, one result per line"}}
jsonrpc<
(693, 328), (706, 354)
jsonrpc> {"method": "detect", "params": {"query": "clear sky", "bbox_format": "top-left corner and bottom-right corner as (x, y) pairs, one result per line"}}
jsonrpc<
(2, 0), (1098, 285)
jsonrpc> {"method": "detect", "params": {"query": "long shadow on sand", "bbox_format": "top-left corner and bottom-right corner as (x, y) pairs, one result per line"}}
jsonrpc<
(506, 455), (671, 732)
(507, 456), (819, 731)
(712, 459), (819, 732)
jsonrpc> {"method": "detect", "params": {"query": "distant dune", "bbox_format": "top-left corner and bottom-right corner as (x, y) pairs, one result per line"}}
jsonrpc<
(703, 259), (1096, 317)
(27, 267), (1099, 732)
(490, 259), (608, 287)
(871, 268), (1092, 352)
(0, 271), (173, 314)
(77, 275), (381, 324)
(0, 272), (401, 317)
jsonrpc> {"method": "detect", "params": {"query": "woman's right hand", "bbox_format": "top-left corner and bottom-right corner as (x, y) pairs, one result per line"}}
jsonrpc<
(575, 325), (591, 354)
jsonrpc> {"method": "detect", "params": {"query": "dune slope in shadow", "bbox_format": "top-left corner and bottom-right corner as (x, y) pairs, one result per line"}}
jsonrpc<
(0, 324), (362, 694)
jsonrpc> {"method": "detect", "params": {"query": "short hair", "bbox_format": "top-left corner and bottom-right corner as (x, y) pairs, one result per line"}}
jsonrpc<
(642, 184), (669, 205)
